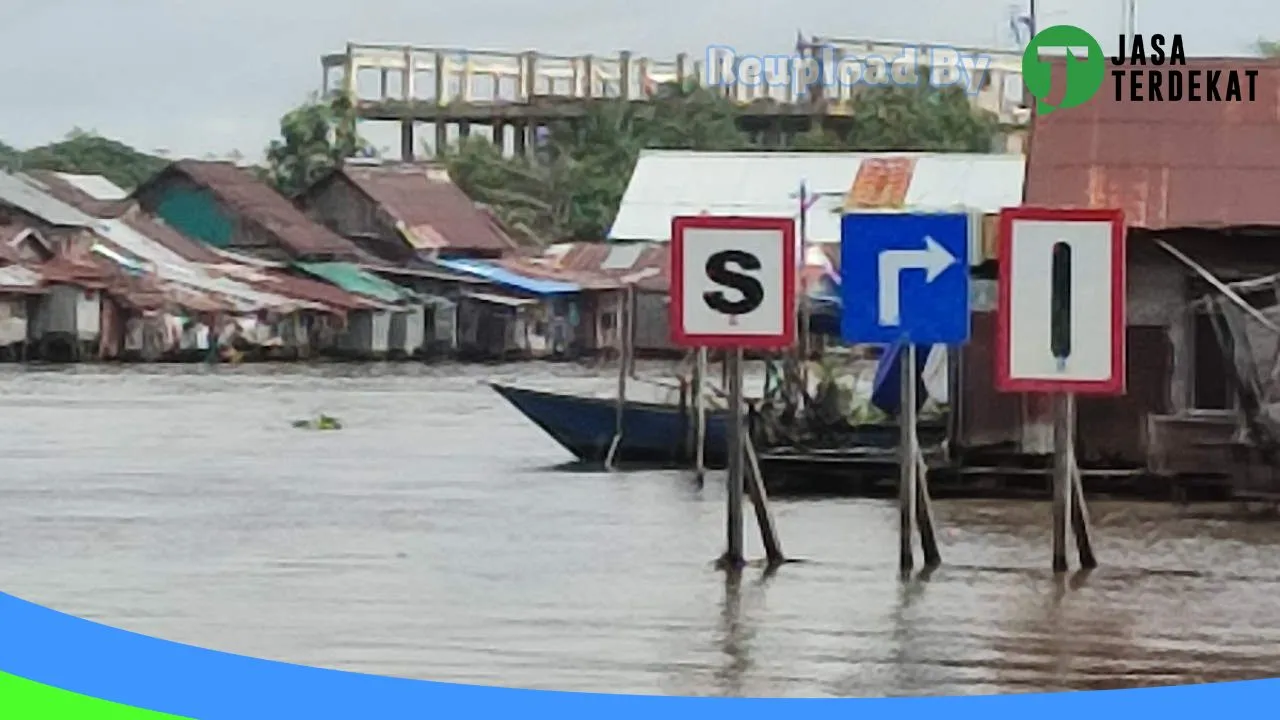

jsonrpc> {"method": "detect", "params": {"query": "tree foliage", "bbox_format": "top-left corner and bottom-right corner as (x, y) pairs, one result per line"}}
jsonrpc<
(1, 129), (167, 189)
(1257, 38), (1280, 57)
(264, 93), (375, 196)
(443, 80), (1000, 245)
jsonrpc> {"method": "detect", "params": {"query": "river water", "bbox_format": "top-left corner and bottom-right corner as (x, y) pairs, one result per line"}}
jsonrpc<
(2, 362), (1280, 697)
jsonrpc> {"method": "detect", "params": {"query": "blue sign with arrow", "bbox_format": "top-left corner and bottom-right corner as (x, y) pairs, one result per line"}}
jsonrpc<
(840, 212), (970, 345)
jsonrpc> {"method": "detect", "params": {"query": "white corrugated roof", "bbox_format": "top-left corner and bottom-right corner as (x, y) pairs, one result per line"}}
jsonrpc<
(52, 173), (128, 200)
(0, 171), (96, 227)
(90, 219), (319, 312)
(608, 150), (1025, 243)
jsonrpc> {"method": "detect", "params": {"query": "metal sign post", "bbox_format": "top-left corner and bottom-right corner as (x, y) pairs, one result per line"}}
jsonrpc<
(842, 211), (972, 573)
(671, 215), (796, 570)
(996, 206), (1125, 572)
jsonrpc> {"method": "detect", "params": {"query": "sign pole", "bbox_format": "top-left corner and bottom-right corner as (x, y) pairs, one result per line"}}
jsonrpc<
(694, 347), (708, 487)
(841, 211), (969, 574)
(604, 284), (632, 471)
(721, 347), (746, 570)
(1051, 392), (1073, 573)
(670, 215), (793, 571)
(899, 342), (919, 574)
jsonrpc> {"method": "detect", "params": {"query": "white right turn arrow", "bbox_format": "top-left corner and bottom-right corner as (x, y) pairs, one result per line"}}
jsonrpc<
(877, 236), (958, 327)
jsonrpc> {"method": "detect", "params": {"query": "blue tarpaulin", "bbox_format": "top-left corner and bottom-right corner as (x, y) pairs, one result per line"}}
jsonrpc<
(433, 258), (580, 296)
(870, 336), (930, 417)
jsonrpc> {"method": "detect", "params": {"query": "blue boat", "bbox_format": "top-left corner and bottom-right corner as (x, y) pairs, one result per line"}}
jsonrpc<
(489, 382), (731, 468)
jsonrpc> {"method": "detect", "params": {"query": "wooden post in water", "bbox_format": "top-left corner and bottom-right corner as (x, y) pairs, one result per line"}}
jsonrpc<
(1051, 393), (1072, 572)
(899, 344), (919, 573)
(1061, 394), (1097, 569)
(744, 414), (785, 565)
(914, 452), (942, 568)
(604, 285), (632, 471)
(897, 343), (942, 572)
(719, 347), (746, 569)
(694, 347), (708, 486)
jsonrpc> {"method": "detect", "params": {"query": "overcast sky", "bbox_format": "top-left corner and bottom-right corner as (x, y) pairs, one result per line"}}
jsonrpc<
(0, 0), (1268, 160)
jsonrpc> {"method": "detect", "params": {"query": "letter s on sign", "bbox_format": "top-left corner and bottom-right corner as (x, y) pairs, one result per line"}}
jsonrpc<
(703, 250), (764, 316)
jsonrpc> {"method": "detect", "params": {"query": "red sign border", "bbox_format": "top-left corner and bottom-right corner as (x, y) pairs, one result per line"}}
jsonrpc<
(670, 215), (797, 349)
(995, 206), (1127, 395)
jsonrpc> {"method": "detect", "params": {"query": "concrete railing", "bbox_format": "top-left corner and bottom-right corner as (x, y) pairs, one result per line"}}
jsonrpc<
(321, 39), (1029, 123)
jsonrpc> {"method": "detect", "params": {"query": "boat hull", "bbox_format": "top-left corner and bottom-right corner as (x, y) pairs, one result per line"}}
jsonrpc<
(490, 383), (730, 468)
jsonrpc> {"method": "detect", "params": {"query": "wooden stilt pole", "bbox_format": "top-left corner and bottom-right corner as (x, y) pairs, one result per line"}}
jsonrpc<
(1069, 437), (1098, 569)
(694, 347), (708, 486)
(914, 450), (942, 568)
(718, 347), (746, 570)
(604, 286), (631, 470)
(744, 429), (784, 565)
(1051, 392), (1072, 572)
(899, 343), (919, 574)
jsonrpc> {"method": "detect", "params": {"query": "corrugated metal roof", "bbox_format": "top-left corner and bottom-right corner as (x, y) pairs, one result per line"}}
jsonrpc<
(161, 161), (370, 261)
(434, 257), (580, 295)
(90, 218), (314, 312)
(320, 163), (518, 254)
(54, 173), (127, 201)
(294, 262), (417, 305)
(1024, 58), (1280, 230)
(213, 263), (382, 311)
(609, 150), (1025, 243)
(19, 171), (129, 218)
(121, 212), (224, 264)
(0, 171), (97, 227)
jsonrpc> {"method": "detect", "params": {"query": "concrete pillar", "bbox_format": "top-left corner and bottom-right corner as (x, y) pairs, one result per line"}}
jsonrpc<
(491, 121), (505, 147)
(513, 122), (527, 156)
(520, 51), (538, 101)
(400, 122), (415, 162)
(341, 42), (357, 98)
(459, 121), (471, 139)
(434, 51), (448, 106)
(619, 51), (632, 99)
(380, 69), (390, 99)
(434, 122), (448, 157)
(403, 46), (416, 100)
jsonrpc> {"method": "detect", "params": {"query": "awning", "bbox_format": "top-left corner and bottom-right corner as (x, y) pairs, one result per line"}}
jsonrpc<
(462, 291), (538, 308)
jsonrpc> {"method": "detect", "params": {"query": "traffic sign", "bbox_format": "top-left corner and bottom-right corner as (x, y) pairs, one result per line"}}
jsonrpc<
(840, 212), (971, 345)
(995, 207), (1126, 395)
(670, 215), (796, 349)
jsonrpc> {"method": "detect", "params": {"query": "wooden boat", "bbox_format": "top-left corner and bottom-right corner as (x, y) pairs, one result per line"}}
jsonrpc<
(489, 382), (731, 467)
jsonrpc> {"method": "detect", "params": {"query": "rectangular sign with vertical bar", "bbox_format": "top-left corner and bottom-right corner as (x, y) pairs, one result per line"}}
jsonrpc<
(995, 207), (1127, 395)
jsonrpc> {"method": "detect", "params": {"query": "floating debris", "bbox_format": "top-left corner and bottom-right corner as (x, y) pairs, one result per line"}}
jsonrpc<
(292, 414), (343, 430)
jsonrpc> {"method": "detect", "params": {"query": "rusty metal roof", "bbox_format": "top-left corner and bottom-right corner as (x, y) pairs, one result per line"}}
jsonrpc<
(161, 161), (370, 261)
(535, 242), (670, 291)
(610, 150), (1026, 242)
(332, 163), (518, 254)
(1024, 58), (1280, 230)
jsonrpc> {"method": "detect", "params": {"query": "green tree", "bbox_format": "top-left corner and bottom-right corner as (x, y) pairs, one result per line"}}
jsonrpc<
(1257, 38), (1280, 57)
(264, 93), (374, 196)
(16, 129), (167, 189)
(443, 78), (1000, 243)
(0, 140), (17, 169)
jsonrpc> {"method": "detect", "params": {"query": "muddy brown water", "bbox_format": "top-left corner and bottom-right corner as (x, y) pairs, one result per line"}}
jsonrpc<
(1, 361), (1279, 697)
